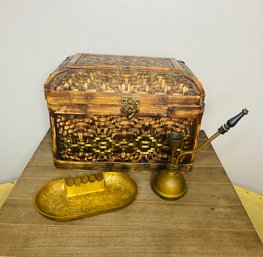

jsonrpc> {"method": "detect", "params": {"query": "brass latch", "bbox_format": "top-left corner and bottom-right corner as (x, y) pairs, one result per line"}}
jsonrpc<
(121, 97), (140, 119)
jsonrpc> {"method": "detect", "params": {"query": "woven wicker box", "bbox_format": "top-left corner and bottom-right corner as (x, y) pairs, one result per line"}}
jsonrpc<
(44, 53), (205, 171)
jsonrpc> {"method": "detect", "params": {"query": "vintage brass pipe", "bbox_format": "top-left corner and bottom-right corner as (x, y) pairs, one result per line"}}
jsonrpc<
(153, 108), (249, 200)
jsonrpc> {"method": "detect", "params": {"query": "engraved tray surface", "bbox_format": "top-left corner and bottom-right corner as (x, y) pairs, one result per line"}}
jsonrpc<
(34, 172), (137, 221)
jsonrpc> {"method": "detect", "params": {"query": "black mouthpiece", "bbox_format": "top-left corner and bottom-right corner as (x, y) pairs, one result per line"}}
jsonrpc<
(218, 108), (248, 134)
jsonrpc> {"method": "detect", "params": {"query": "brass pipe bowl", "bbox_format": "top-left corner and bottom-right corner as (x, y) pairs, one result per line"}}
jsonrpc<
(34, 172), (137, 221)
(153, 168), (187, 200)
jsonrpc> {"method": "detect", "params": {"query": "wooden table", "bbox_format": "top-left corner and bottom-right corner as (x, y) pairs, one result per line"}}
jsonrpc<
(0, 130), (262, 257)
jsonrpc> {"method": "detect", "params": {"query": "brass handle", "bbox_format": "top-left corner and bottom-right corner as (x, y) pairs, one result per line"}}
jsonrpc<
(121, 97), (140, 119)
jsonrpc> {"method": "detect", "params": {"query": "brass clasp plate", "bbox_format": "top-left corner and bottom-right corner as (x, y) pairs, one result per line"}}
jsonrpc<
(121, 97), (140, 119)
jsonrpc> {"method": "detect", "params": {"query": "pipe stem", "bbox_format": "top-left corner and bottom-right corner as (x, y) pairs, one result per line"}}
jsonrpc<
(175, 131), (221, 165)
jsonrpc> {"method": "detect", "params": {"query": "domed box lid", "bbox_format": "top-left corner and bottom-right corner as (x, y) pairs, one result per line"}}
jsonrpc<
(44, 53), (205, 117)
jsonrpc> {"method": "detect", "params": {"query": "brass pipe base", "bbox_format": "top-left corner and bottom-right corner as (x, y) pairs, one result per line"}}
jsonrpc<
(153, 168), (188, 200)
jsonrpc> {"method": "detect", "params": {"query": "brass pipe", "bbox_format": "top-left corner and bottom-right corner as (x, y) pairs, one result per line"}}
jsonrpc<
(153, 108), (249, 200)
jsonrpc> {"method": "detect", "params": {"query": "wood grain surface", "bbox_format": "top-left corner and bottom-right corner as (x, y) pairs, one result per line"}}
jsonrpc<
(0, 130), (262, 257)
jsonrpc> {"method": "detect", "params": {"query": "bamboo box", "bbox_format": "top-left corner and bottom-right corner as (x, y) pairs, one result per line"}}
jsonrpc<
(44, 53), (205, 171)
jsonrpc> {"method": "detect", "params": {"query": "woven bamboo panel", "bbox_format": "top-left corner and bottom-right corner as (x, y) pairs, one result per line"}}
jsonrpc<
(55, 114), (196, 164)
(76, 54), (175, 68)
(51, 70), (199, 95)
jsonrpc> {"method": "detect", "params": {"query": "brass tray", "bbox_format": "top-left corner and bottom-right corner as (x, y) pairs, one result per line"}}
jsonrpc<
(34, 172), (137, 221)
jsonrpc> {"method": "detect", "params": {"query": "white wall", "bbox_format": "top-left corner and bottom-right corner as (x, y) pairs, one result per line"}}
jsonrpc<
(0, 0), (262, 193)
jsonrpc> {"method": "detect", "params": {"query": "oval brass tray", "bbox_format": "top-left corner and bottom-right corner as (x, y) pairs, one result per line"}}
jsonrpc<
(34, 172), (137, 221)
